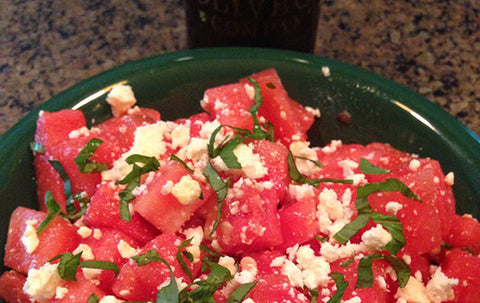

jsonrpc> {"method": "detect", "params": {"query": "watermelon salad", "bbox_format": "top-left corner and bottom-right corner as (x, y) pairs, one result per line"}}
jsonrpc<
(1, 68), (480, 303)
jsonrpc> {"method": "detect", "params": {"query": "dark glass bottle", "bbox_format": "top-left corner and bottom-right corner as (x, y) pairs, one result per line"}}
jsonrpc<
(185, 0), (320, 53)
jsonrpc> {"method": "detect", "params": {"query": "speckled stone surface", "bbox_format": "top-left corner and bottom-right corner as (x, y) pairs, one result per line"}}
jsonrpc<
(1, 0), (479, 137)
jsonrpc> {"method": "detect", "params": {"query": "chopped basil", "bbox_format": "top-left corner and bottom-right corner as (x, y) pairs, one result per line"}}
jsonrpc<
(315, 235), (328, 243)
(340, 254), (355, 268)
(356, 253), (410, 289)
(295, 156), (323, 168)
(203, 162), (231, 236)
(309, 288), (319, 303)
(225, 282), (257, 303)
(370, 212), (406, 255)
(48, 159), (76, 214)
(182, 261), (233, 302)
(287, 151), (353, 186)
(36, 191), (62, 234)
(359, 158), (390, 174)
(131, 249), (165, 267)
(30, 141), (45, 154)
(49, 252), (120, 281)
(170, 154), (194, 173)
(383, 255), (411, 288)
(176, 238), (194, 280)
(333, 213), (371, 244)
(49, 252), (82, 281)
(328, 272), (349, 303)
(87, 293), (99, 303)
(248, 78), (272, 141)
(355, 254), (382, 289)
(79, 260), (120, 276)
(156, 275), (179, 303)
(116, 154), (160, 221)
(74, 138), (109, 173)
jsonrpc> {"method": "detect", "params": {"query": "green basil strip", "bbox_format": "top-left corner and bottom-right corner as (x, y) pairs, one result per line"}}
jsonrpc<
(355, 254), (384, 289)
(356, 253), (410, 289)
(315, 235), (328, 243)
(74, 138), (109, 173)
(176, 238), (194, 280)
(218, 136), (244, 169)
(30, 141), (45, 154)
(340, 254), (355, 268)
(203, 162), (231, 236)
(50, 252), (82, 281)
(116, 154), (160, 221)
(248, 78), (272, 141)
(131, 249), (165, 267)
(370, 212), (406, 255)
(383, 255), (411, 288)
(87, 293), (99, 303)
(79, 260), (120, 276)
(170, 154), (194, 173)
(208, 125), (226, 159)
(296, 156), (323, 168)
(309, 288), (319, 303)
(356, 178), (421, 211)
(359, 158), (390, 174)
(36, 190), (62, 234)
(157, 276), (179, 303)
(333, 213), (371, 245)
(226, 282), (257, 303)
(288, 151), (353, 186)
(48, 159), (76, 214)
(186, 261), (234, 302)
(328, 272), (349, 303)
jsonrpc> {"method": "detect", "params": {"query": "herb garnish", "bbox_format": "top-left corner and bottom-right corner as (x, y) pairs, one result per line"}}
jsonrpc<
(356, 253), (410, 289)
(176, 238), (194, 280)
(48, 159), (76, 215)
(87, 293), (99, 303)
(74, 138), (109, 173)
(328, 272), (349, 303)
(203, 163), (231, 236)
(226, 282), (257, 303)
(170, 154), (194, 173)
(287, 151), (353, 186)
(49, 252), (119, 281)
(359, 158), (390, 174)
(36, 191), (62, 234)
(116, 154), (160, 221)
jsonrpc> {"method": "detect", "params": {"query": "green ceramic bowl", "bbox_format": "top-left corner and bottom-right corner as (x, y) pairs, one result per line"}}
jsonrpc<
(1, 48), (479, 277)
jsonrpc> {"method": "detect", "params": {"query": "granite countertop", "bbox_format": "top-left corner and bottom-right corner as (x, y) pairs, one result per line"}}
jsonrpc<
(0, 0), (478, 137)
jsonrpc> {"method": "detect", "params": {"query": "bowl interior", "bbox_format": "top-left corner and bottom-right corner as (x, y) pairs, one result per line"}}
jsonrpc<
(1, 48), (479, 275)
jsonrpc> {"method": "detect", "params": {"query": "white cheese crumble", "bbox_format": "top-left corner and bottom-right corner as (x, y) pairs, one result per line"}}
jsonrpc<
(77, 226), (93, 239)
(395, 276), (430, 303)
(21, 219), (39, 254)
(55, 286), (69, 299)
(73, 243), (95, 260)
(322, 66), (331, 77)
(170, 124), (191, 149)
(445, 172), (454, 186)
(99, 295), (125, 303)
(385, 201), (403, 215)
(171, 175), (202, 205)
(117, 240), (138, 259)
(83, 267), (102, 280)
(361, 225), (392, 251)
(93, 228), (103, 240)
(24, 262), (63, 302)
(425, 267), (459, 303)
(409, 159), (421, 171)
(218, 256), (238, 276)
(107, 84), (137, 117)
